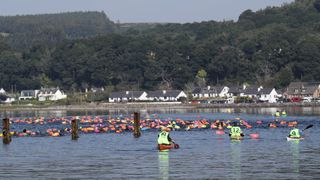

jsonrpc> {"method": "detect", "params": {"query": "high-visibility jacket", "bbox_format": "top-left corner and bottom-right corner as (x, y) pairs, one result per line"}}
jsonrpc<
(289, 128), (301, 138)
(230, 126), (242, 138)
(158, 131), (170, 145)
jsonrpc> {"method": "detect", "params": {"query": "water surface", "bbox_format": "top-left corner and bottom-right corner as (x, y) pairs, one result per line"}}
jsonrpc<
(0, 108), (319, 179)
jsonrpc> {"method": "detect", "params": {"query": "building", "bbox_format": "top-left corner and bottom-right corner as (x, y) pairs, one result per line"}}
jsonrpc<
(38, 88), (67, 101)
(241, 86), (263, 98)
(192, 86), (229, 98)
(226, 86), (244, 98)
(0, 88), (5, 94)
(259, 88), (280, 103)
(147, 90), (187, 101)
(283, 82), (320, 99)
(19, 90), (40, 100)
(90, 87), (105, 93)
(109, 91), (148, 102)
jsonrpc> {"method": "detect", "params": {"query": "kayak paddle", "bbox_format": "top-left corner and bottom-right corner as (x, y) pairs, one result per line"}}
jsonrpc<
(302, 124), (313, 131)
(172, 141), (180, 149)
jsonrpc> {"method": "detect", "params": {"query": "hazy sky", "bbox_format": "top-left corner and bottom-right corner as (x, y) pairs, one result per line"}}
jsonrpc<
(0, 0), (294, 23)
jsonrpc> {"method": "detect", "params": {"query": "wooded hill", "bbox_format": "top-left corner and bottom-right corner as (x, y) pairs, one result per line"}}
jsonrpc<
(1, 0), (320, 93)
(0, 11), (115, 49)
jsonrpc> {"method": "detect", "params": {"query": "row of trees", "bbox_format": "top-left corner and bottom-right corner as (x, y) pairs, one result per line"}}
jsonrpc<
(0, 0), (320, 93)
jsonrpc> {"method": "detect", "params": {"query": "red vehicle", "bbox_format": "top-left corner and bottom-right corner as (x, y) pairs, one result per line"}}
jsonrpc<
(290, 97), (301, 102)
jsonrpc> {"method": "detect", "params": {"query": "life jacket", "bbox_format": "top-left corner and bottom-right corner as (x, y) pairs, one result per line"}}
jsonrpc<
(275, 112), (280, 117)
(230, 126), (242, 138)
(282, 111), (287, 116)
(158, 131), (170, 145)
(289, 128), (300, 138)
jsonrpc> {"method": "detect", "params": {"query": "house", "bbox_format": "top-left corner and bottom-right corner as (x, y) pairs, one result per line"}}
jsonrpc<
(226, 86), (244, 98)
(259, 88), (280, 103)
(0, 88), (5, 94)
(241, 86), (263, 98)
(38, 88), (67, 101)
(109, 91), (148, 102)
(3, 97), (15, 104)
(90, 87), (105, 93)
(147, 90), (187, 101)
(192, 86), (229, 98)
(283, 82), (320, 100)
(19, 90), (40, 100)
(0, 88), (16, 103)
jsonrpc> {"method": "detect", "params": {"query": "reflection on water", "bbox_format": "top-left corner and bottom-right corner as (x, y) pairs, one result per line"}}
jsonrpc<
(289, 140), (300, 179)
(2, 106), (320, 118)
(158, 151), (169, 180)
(230, 141), (241, 180)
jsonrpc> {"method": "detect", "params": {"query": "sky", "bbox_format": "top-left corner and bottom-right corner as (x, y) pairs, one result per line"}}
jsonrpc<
(0, 0), (294, 23)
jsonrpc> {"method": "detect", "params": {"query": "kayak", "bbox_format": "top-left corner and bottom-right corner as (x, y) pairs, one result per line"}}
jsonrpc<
(287, 137), (304, 141)
(216, 130), (225, 135)
(158, 144), (174, 151)
(230, 136), (243, 140)
(249, 133), (260, 139)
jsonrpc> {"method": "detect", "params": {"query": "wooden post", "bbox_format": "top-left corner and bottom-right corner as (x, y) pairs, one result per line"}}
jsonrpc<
(133, 112), (141, 138)
(3, 118), (11, 144)
(71, 119), (79, 140)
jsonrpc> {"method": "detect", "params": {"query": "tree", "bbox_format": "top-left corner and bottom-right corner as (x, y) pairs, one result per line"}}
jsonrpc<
(314, 0), (320, 12)
(196, 69), (207, 87)
(275, 66), (294, 88)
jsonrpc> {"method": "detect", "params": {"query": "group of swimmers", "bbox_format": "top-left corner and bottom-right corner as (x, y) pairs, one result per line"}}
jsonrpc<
(0, 114), (304, 140)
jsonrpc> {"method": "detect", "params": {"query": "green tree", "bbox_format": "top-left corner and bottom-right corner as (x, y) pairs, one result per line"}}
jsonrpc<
(196, 69), (207, 87)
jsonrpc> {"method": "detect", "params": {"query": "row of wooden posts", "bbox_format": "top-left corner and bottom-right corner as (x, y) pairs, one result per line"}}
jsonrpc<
(2, 112), (142, 144)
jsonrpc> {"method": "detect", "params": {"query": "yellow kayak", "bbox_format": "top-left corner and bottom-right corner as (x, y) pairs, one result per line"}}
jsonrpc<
(230, 136), (244, 140)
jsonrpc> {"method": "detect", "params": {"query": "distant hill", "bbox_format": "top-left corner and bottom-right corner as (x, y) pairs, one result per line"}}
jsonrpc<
(116, 22), (168, 34)
(1, 0), (320, 93)
(0, 11), (116, 49)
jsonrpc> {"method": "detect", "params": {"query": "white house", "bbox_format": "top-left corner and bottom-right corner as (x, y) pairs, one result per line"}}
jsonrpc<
(0, 88), (5, 94)
(259, 88), (280, 103)
(0, 88), (16, 103)
(226, 86), (245, 98)
(241, 86), (263, 98)
(38, 88), (67, 101)
(109, 91), (148, 102)
(19, 90), (40, 100)
(3, 97), (15, 104)
(217, 86), (229, 97)
(147, 90), (187, 101)
(91, 87), (105, 93)
(192, 86), (229, 98)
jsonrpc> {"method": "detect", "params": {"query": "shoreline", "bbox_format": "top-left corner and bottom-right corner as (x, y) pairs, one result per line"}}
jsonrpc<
(1, 102), (320, 111)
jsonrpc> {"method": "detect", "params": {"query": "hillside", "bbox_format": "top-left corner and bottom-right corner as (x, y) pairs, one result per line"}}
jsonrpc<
(1, 0), (320, 93)
(0, 11), (116, 49)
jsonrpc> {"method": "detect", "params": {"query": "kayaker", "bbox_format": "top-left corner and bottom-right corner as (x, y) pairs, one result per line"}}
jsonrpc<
(158, 126), (172, 147)
(288, 126), (303, 138)
(229, 122), (244, 139)
(217, 121), (224, 130)
(281, 110), (287, 117)
(275, 110), (280, 117)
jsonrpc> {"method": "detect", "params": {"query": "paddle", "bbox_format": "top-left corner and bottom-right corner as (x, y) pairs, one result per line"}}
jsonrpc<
(172, 140), (180, 149)
(302, 124), (313, 131)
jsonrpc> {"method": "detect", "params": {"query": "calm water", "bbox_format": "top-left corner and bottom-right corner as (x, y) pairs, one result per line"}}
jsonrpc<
(0, 107), (319, 179)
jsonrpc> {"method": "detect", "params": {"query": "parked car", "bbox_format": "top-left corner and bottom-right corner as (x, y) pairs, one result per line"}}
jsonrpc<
(312, 98), (320, 102)
(290, 97), (301, 102)
(302, 97), (312, 103)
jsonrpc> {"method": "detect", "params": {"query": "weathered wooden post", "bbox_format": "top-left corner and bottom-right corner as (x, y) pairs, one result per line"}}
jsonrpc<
(71, 119), (79, 140)
(133, 112), (141, 138)
(3, 118), (11, 144)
